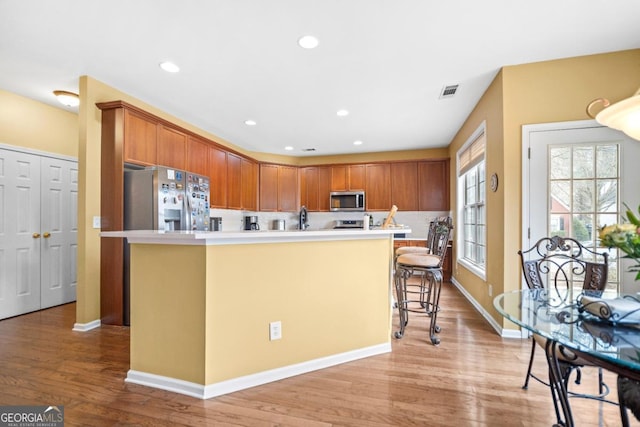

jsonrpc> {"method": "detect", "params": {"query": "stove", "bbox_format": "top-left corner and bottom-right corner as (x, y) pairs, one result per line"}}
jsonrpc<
(333, 219), (364, 229)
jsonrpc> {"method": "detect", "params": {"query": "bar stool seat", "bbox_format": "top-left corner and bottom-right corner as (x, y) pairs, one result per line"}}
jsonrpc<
(395, 246), (430, 256)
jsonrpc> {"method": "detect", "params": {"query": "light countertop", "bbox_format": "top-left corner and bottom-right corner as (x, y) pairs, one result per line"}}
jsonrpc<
(101, 228), (411, 245)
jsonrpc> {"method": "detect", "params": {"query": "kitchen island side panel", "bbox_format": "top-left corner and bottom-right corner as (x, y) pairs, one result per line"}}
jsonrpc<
(126, 236), (393, 390)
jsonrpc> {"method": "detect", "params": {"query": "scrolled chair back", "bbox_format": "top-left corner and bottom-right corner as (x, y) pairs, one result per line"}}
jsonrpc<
(518, 235), (609, 292)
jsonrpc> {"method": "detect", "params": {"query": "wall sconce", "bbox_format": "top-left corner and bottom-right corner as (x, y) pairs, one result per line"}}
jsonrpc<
(587, 87), (640, 141)
(53, 90), (80, 107)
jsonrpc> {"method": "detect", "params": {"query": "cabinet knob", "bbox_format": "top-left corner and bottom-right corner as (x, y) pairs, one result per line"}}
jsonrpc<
(43, 232), (51, 238)
(33, 233), (41, 238)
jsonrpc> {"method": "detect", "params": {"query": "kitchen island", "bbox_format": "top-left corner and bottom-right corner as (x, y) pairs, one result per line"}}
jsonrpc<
(101, 228), (406, 399)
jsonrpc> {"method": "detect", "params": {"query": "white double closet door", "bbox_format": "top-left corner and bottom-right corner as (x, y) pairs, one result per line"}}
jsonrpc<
(0, 146), (78, 320)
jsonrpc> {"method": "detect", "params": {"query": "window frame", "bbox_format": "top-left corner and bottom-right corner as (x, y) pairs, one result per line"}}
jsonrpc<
(457, 122), (487, 280)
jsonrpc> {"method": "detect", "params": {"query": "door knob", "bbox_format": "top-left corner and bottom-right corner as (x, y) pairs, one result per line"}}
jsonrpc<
(43, 232), (51, 238)
(33, 233), (41, 238)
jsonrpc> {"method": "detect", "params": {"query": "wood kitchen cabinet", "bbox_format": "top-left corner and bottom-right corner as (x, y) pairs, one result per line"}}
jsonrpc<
(123, 109), (157, 166)
(300, 166), (331, 211)
(365, 163), (391, 210)
(227, 153), (242, 209)
(259, 164), (278, 211)
(241, 158), (258, 210)
(209, 145), (227, 208)
(331, 164), (365, 191)
(186, 136), (209, 176)
(418, 159), (450, 211)
(157, 125), (187, 170)
(260, 163), (298, 212)
(391, 162), (419, 211)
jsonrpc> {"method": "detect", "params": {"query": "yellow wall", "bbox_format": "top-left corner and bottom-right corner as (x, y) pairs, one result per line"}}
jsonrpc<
(129, 238), (392, 385)
(0, 88), (77, 156)
(449, 48), (640, 329)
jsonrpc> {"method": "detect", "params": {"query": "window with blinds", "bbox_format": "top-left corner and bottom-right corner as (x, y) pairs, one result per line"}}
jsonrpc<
(457, 124), (486, 276)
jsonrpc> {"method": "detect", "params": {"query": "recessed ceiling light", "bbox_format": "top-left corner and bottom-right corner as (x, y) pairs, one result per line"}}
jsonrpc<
(244, 120), (257, 126)
(298, 35), (319, 49)
(159, 61), (180, 73)
(285, 146), (294, 151)
(353, 140), (363, 146)
(53, 90), (79, 107)
(337, 109), (349, 117)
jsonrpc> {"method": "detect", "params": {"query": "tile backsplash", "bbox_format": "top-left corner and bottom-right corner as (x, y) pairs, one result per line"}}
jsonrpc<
(209, 209), (450, 239)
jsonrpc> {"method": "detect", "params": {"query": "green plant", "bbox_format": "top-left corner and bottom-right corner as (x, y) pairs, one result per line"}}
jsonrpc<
(599, 204), (640, 280)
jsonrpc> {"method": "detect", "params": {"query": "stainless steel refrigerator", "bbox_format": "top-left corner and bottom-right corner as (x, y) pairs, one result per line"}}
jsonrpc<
(123, 166), (211, 232)
(122, 165), (210, 324)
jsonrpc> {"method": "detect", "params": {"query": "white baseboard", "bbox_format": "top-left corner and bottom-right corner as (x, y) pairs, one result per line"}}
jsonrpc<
(126, 342), (392, 399)
(449, 279), (522, 339)
(72, 319), (101, 332)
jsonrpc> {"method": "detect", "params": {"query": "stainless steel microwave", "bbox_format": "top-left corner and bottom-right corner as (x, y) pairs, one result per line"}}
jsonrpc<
(330, 191), (365, 212)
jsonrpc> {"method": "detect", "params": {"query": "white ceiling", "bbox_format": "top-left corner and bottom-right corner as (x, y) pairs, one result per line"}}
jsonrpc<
(1, 0), (639, 157)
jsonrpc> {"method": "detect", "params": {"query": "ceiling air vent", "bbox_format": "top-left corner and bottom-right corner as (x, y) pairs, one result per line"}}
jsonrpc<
(302, 148), (316, 152)
(439, 84), (459, 99)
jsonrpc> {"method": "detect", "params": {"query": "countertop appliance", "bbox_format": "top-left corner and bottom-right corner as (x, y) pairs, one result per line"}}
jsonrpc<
(334, 219), (364, 229)
(330, 191), (365, 212)
(244, 215), (259, 230)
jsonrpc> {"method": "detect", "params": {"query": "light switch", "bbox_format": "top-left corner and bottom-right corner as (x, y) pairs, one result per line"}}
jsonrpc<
(93, 216), (101, 229)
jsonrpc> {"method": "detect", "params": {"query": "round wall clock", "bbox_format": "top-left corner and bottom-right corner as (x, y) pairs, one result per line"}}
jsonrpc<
(490, 173), (499, 192)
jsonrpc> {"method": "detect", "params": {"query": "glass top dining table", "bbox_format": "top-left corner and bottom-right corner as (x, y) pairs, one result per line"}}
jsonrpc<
(494, 288), (640, 427)
(495, 288), (640, 375)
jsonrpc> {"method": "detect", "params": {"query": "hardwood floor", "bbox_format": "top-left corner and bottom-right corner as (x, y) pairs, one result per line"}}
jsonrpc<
(0, 282), (633, 426)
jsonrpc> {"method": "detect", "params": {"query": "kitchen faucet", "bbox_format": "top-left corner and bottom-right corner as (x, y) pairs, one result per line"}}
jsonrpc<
(299, 205), (309, 230)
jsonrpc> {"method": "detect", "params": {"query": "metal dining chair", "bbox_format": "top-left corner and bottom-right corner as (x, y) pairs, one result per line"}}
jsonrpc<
(519, 235), (610, 400)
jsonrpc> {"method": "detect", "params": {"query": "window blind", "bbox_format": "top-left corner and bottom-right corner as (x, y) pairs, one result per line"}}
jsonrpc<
(458, 132), (486, 175)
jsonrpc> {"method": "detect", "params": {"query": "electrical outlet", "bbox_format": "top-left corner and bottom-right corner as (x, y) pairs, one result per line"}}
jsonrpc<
(488, 284), (493, 297)
(269, 321), (282, 341)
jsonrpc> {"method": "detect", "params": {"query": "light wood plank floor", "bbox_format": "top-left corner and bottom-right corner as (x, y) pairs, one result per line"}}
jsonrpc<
(0, 282), (635, 426)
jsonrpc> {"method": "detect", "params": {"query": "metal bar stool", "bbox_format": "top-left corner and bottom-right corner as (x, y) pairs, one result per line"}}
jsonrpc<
(394, 218), (452, 345)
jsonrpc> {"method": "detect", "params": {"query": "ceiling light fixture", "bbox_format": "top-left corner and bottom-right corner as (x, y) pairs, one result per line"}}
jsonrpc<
(587, 87), (640, 141)
(159, 61), (180, 73)
(298, 35), (319, 49)
(284, 146), (294, 151)
(53, 90), (79, 107)
(336, 109), (349, 117)
(244, 120), (257, 126)
(353, 140), (363, 146)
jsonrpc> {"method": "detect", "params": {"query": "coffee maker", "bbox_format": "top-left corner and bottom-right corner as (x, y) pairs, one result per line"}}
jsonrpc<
(244, 215), (259, 230)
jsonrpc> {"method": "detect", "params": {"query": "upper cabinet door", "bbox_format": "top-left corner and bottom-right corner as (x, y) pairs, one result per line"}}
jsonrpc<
(278, 166), (298, 212)
(209, 145), (227, 208)
(157, 126), (186, 170)
(365, 163), (391, 210)
(186, 136), (209, 176)
(241, 158), (258, 211)
(390, 162), (418, 211)
(418, 160), (450, 211)
(227, 153), (242, 209)
(348, 164), (365, 190)
(259, 164), (279, 211)
(123, 110), (157, 166)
